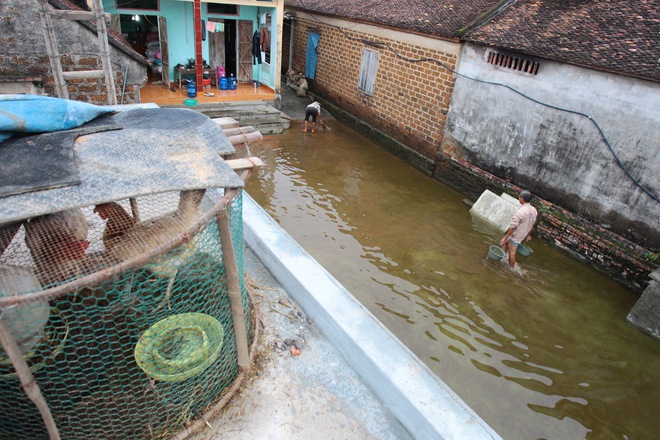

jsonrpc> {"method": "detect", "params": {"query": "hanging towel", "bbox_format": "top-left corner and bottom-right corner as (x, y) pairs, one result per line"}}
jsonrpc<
(206, 21), (216, 32)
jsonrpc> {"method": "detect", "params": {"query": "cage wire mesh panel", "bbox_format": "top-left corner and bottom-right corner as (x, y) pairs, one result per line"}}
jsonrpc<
(0, 190), (252, 439)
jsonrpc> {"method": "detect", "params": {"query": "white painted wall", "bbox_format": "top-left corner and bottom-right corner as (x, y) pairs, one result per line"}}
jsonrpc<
(443, 43), (660, 247)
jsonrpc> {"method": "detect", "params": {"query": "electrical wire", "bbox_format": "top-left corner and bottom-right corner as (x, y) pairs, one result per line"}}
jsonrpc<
(293, 0), (659, 204)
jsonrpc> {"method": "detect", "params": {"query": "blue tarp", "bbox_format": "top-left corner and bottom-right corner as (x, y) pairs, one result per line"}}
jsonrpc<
(305, 32), (320, 80)
(0, 95), (113, 143)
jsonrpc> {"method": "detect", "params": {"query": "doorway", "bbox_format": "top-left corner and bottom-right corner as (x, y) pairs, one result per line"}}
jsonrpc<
(118, 14), (163, 83)
(207, 19), (237, 78)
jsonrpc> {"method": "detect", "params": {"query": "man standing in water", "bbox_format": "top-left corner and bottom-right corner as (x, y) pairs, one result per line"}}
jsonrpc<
(500, 190), (538, 268)
(303, 101), (323, 133)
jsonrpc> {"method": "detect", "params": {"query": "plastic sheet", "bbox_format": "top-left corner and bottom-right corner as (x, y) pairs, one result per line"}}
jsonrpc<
(0, 95), (113, 143)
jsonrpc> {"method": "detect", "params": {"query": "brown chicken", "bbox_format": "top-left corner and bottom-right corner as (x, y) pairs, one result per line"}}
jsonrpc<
(94, 190), (206, 308)
(24, 208), (90, 286)
(93, 202), (137, 249)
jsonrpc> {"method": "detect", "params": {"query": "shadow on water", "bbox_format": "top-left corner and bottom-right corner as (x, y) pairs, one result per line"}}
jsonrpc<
(246, 118), (660, 440)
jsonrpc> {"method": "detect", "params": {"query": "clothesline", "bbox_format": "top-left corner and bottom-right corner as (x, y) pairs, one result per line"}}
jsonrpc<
(205, 21), (224, 33)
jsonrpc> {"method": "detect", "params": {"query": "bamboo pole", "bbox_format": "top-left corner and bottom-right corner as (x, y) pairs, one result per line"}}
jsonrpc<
(129, 197), (141, 222)
(217, 207), (250, 371)
(91, 0), (117, 105)
(222, 126), (255, 136)
(227, 131), (263, 146)
(0, 318), (61, 440)
(38, 0), (68, 100)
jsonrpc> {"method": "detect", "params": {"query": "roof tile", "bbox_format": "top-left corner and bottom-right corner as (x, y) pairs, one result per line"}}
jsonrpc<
(285, 0), (504, 39)
(465, 0), (660, 82)
(286, 0), (659, 82)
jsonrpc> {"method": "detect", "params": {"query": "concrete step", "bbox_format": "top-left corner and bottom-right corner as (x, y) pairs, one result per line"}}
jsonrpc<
(168, 101), (290, 134)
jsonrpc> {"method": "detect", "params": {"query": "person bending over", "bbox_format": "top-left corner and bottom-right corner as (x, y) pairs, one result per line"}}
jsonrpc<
(303, 101), (323, 133)
(500, 190), (538, 268)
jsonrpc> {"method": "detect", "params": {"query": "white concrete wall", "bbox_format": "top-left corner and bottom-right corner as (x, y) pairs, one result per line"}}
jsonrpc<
(443, 43), (660, 248)
(242, 193), (502, 440)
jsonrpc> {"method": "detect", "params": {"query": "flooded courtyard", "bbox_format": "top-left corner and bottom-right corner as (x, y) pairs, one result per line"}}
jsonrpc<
(245, 118), (659, 439)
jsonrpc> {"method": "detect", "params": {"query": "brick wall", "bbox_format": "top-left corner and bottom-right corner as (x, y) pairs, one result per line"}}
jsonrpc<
(291, 18), (457, 160)
(46, 55), (130, 104)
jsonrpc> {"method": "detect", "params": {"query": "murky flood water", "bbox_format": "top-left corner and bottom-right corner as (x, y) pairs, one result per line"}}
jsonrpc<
(245, 119), (660, 439)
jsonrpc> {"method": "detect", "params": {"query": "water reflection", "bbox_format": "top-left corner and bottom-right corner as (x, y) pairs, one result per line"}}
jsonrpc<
(246, 119), (660, 439)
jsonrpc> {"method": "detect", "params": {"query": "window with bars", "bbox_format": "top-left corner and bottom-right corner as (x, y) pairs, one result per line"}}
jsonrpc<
(207, 4), (238, 15)
(487, 51), (540, 75)
(358, 49), (378, 95)
(117, 0), (159, 10)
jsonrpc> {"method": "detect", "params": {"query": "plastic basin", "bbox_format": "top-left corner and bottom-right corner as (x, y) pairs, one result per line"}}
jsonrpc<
(517, 244), (533, 257)
(488, 245), (505, 260)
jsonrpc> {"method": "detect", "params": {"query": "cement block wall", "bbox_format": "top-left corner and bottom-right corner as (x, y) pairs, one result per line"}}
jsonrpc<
(443, 43), (660, 250)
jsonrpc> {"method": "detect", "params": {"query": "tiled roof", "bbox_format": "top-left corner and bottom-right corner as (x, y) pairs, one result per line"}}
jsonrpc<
(285, 0), (505, 40)
(464, 0), (660, 82)
(286, 0), (659, 82)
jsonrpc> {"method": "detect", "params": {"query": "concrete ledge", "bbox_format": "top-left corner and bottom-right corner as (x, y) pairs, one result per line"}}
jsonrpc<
(242, 193), (501, 440)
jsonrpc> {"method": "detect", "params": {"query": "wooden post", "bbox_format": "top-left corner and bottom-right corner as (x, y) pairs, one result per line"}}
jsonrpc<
(0, 319), (61, 440)
(217, 207), (250, 371)
(91, 0), (117, 105)
(38, 0), (68, 100)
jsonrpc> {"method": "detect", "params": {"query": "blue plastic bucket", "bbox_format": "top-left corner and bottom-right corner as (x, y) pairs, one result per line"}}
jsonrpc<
(187, 81), (197, 98)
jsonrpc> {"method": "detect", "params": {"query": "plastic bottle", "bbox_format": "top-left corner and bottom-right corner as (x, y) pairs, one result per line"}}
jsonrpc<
(219, 74), (228, 90)
(229, 74), (237, 90)
(187, 80), (197, 98)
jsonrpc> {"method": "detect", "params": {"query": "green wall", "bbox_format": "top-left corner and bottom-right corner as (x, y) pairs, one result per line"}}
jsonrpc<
(102, 1), (278, 88)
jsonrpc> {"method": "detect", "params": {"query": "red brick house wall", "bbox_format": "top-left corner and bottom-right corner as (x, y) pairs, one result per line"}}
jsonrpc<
(291, 17), (457, 161)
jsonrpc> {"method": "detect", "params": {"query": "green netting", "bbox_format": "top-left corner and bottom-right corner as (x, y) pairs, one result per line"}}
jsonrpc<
(0, 190), (252, 439)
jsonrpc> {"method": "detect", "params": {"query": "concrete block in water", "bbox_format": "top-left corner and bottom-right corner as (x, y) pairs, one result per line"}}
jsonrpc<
(469, 190), (519, 233)
(626, 269), (660, 340)
(501, 192), (520, 207)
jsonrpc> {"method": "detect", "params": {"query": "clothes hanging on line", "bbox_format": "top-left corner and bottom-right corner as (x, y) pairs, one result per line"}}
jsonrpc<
(252, 30), (262, 65)
(260, 27), (269, 53)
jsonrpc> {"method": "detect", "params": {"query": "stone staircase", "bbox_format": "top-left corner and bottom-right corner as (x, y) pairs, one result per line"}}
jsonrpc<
(166, 100), (290, 134)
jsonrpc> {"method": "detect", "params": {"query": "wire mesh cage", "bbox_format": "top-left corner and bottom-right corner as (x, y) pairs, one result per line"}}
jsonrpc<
(0, 188), (254, 439)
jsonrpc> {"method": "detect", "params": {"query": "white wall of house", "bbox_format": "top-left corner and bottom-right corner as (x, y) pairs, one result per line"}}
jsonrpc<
(443, 43), (660, 247)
